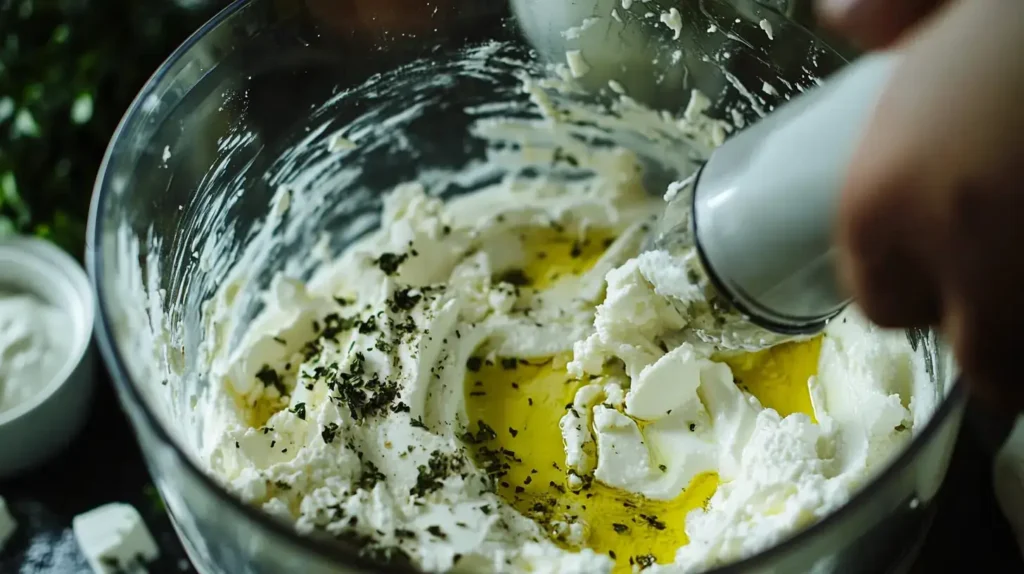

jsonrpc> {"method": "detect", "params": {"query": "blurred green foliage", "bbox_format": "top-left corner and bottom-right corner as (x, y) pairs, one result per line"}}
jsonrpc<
(0, 0), (222, 258)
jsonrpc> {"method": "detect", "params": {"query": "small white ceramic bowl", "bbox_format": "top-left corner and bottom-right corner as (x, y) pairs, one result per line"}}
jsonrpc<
(0, 236), (95, 478)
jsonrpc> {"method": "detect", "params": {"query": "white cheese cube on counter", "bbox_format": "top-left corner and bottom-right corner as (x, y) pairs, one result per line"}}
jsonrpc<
(0, 495), (16, 551)
(72, 503), (159, 573)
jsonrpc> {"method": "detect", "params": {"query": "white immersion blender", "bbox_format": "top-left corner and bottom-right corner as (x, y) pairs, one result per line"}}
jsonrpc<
(652, 52), (901, 335)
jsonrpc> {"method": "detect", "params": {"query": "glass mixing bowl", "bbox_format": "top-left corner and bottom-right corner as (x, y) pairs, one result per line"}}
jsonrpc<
(87, 1), (966, 573)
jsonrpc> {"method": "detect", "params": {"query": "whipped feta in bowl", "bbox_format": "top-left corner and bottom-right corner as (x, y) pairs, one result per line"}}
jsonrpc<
(88, 2), (963, 574)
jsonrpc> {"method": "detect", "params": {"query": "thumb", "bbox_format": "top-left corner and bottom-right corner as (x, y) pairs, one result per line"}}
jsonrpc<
(815, 0), (949, 50)
(994, 415), (1024, 558)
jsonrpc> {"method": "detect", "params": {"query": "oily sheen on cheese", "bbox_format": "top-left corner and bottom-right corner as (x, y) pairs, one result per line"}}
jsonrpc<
(199, 168), (933, 573)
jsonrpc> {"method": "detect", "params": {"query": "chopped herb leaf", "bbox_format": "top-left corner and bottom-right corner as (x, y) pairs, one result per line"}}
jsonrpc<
(639, 514), (666, 530)
(255, 365), (287, 395)
(376, 252), (409, 275)
(321, 422), (340, 444)
(496, 268), (531, 287)
(390, 288), (422, 313)
(358, 315), (377, 334)
(635, 554), (656, 569)
(461, 420), (498, 444)
(357, 461), (387, 491)
(321, 313), (359, 340)
(410, 450), (465, 498)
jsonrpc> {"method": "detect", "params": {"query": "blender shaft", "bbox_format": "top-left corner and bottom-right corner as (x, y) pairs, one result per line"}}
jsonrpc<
(690, 51), (900, 334)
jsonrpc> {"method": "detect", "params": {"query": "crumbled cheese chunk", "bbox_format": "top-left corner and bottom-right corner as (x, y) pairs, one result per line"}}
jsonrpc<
(660, 8), (683, 39)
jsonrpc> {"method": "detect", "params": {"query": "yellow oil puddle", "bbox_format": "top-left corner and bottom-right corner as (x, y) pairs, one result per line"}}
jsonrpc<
(232, 380), (289, 429)
(467, 225), (824, 571)
(464, 357), (718, 572)
(718, 337), (822, 420)
(498, 226), (616, 290)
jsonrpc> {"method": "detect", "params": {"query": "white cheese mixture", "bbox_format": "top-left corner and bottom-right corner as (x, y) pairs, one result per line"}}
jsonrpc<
(0, 292), (68, 414)
(201, 148), (659, 573)
(566, 251), (934, 571)
(198, 172), (936, 572)
(185, 40), (942, 574)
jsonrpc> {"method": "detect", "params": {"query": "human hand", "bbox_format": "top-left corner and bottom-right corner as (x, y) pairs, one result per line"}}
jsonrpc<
(816, 0), (948, 51)
(820, 0), (1024, 411)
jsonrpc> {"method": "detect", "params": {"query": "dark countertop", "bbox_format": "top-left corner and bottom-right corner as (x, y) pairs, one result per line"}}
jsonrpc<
(0, 363), (197, 574)
(1, 361), (1022, 573)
